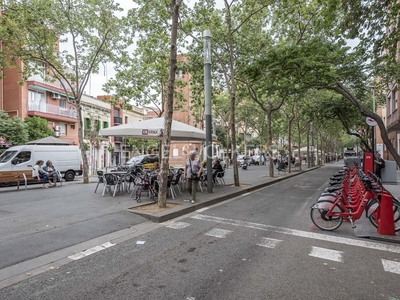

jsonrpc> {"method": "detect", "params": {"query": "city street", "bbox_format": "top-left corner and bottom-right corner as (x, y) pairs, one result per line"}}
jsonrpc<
(1, 163), (400, 299)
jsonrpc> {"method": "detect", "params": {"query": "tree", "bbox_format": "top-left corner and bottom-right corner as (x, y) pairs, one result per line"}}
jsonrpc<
(0, 111), (28, 146)
(24, 116), (54, 141)
(185, 0), (272, 186)
(0, 0), (130, 183)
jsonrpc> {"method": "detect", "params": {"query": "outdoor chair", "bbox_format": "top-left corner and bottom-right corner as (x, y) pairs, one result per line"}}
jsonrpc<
(102, 173), (123, 197)
(215, 170), (226, 185)
(94, 170), (104, 193)
(277, 162), (287, 175)
(171, 170), (183, 197)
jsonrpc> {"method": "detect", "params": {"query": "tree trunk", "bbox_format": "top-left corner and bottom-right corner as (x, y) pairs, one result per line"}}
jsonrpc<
(158, 0), (182, 208)
(76, 101), (89, 183)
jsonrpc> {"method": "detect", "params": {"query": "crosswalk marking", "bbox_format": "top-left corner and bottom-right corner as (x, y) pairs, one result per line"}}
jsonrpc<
(68, 242), (116, 260)
(309, 246), (344, 263)
(257, 237), (282, 248)
(191, 214), (400, 254)
(205, 228), (232, 238)
(382, 259), (400, 275)
(165, 221), (191, 229)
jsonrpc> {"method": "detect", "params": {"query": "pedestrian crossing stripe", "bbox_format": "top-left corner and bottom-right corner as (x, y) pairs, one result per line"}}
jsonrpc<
(309, 246), (344, 263)
(165, 221), (191, 229)
(205, 228), (232, 238)
(382, 259), (400, 275)
(257, 237), (282, 248)
(67, 242), (115, 260)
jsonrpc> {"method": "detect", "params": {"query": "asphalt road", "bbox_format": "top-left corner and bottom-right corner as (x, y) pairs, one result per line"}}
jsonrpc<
(1, 164), (400, 299)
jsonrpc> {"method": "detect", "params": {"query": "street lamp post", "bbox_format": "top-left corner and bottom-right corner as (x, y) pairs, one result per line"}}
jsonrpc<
(204, 30), (213, 192)
(310, 122), (314, 167)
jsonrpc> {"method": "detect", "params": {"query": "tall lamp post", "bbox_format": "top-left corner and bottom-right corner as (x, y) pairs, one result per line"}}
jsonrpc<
(204, 30), (213, 192)
(310, 122), (314, 167)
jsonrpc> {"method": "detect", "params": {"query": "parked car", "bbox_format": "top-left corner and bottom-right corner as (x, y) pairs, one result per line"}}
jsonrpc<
(250, 155), (260, 165)
(125, 154), (159, 169)
(236, 154), (245, 166)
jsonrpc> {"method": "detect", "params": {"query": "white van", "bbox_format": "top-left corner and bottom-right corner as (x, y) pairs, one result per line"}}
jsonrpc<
(0, 145), (82, 182)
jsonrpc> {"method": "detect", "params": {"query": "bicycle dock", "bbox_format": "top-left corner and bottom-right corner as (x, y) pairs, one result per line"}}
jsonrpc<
(310, 163), (400, 243)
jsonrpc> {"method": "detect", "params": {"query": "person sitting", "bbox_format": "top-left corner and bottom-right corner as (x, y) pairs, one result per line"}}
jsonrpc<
(32, 160), (53, 188)
(212, 158), (224, 183)
(43, 160), (62, 186)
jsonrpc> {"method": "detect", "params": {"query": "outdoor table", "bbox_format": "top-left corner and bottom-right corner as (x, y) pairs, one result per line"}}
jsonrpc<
(105, 171), (131, 194)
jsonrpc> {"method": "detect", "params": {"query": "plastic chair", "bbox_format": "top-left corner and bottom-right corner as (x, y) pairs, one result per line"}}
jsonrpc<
(102, 173), (122, 197)
(277, 162), (287, 175)
(94, 170), (104, 193)
(215, 170), (226, 185)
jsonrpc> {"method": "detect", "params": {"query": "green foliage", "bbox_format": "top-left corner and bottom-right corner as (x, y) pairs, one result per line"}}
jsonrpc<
(104, 0), (188, 114)
(125, 138), (158, 154)
(24, 116), (54, 141)
(0, 111), (28, 146)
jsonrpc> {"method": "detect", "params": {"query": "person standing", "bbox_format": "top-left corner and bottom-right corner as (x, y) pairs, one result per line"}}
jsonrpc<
(374, 153), (385, 179)
(184, 150), (203, 204)
(32, 160), (53, 188)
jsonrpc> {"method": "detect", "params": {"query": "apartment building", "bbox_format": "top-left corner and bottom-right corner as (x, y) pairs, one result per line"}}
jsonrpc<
(385, 86), (399, 160)
(0, 63), (79, 144)
(97, 95), (144, 167)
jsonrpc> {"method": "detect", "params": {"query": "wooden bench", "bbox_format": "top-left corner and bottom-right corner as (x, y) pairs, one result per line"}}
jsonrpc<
(293, 162), (301, 171)
(0, 170), (62, 189)
(0, 171), (29, 190)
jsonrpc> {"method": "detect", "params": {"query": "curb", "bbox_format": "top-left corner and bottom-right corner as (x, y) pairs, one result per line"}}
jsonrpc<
(128, 167), (319, 223)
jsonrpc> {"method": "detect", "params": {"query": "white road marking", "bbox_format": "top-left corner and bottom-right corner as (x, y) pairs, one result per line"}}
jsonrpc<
(67, 242), (116, 260)
(205, 228), (232, 238)
(165, 221), (191, 229)
(309, 246), (344, 263)
(191, 214), (400, 254)
(242, 193), (251, 196)
(196, 207), (210, 212)
(257, 237), (282, 248)
(382, 259), (400, 275)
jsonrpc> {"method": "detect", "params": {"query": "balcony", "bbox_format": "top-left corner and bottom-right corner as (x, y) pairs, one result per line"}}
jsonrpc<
(114, 136), (123, 142)
(114, 116), (123, 124)
(28, 102), (77, 119)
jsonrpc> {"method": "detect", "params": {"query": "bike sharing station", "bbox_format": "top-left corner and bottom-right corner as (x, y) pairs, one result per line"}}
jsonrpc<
(310, 153), (400, 243)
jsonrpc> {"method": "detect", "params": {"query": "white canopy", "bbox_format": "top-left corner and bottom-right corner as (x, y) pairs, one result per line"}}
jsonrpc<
(99, 117), (215, 141)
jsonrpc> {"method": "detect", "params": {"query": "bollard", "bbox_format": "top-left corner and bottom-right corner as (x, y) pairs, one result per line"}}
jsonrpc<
(377, 193), (396, 235)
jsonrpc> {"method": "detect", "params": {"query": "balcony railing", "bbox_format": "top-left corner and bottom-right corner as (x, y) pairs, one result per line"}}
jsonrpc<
(114, 116), (123, 124)
(28, 102), (77, 119)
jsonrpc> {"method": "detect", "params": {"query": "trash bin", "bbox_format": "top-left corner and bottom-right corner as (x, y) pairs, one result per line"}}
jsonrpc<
(381, 160), (397, 184)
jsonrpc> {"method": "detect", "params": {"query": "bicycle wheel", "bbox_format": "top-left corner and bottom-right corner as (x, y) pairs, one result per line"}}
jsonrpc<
(369, 199), (400, 232)
(310, 200), (344, 231)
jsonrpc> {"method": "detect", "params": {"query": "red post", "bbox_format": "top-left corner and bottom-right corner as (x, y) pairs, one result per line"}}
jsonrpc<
(377, 193), (395, 235)
(363, 152), (374, 174)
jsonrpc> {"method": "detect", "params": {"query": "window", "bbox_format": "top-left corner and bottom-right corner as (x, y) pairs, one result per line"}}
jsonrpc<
(103, 121), (109, 129)
(15, 151), (31, 164)
(388, 93), (393, 115)
(60, 123), (67, 136)
(60, 98), (67, 109)
(85, 118), (91, 130)
(395, 91), (398, 111)
(125, 116), (128, 124)
(114, 108), (119, 117)
(70, 124), (75, 130)
(28, 90), (46, 112)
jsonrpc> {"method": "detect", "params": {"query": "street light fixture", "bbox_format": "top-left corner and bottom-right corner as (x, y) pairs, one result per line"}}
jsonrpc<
(204, 30), (213, 192)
